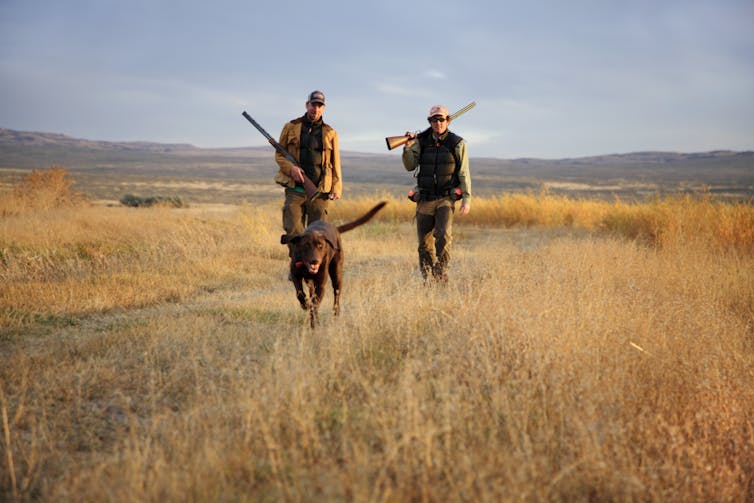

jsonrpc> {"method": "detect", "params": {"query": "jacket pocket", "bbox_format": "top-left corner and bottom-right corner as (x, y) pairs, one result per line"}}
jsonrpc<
(321, 169), (332, 191)
(285, 131), (300, 152)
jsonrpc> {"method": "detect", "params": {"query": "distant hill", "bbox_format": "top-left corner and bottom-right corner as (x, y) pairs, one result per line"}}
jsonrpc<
(0, 127), (274, 156)
(3, 127), (752, 162)
(1, 128), (753, 201)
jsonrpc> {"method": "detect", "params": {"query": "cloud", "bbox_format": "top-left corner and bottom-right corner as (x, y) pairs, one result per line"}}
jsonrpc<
(374, 81), (429, 98)
(424, 70), (447, 80)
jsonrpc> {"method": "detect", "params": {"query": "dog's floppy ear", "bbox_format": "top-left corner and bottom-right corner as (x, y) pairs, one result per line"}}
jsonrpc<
(321, 228), (339, 250)
(323, 236), (337, 250)
(281, 233), (302, 245)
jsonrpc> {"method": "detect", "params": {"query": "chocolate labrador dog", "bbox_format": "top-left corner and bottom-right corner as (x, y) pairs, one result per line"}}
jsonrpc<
(281, 201), (387, 328)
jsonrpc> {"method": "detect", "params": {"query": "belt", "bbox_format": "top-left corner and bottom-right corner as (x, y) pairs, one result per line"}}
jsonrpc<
(419, 190), (451, 201)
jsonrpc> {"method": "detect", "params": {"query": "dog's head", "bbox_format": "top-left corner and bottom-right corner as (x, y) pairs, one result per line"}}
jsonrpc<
(281, 229), (336, 275)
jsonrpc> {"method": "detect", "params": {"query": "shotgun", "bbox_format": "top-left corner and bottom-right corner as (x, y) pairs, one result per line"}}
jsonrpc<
(385, 101), (477, 150)
(241, 111), (320, 200)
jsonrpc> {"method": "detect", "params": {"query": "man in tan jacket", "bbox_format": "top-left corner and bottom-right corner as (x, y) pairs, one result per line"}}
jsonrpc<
(275, 90), (342, 238)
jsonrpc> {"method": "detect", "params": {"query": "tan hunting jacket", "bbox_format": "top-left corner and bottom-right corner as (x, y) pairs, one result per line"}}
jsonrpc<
(274, 117), (342, 196)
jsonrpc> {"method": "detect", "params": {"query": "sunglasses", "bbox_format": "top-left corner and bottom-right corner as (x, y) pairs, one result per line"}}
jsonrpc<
(428, 117), (447, 123)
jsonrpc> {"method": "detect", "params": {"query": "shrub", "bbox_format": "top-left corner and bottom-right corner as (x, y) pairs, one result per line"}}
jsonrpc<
(1, 166), (87, 215)
(119, 194), (185, 208)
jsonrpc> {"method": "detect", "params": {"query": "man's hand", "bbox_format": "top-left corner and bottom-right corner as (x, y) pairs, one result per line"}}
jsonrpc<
(290, 165), (305, 183)
(458, 201), (470, 216)
(403, 131), (417, 149)
(329, 192), (341, 200)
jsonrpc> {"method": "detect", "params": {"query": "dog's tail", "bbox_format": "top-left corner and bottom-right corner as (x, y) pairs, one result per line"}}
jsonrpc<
(337, 201), (387, 234)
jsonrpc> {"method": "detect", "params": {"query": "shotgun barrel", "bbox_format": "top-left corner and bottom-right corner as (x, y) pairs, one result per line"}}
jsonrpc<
(385, 101), (477, 151)
(241, 111), (320, 200)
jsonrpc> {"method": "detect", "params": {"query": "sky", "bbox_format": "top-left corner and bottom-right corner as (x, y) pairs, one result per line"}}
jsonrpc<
(1, 0), (753, 159)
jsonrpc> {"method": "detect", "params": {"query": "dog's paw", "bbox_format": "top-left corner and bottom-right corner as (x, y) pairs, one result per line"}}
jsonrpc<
(297, 294), (309, 310)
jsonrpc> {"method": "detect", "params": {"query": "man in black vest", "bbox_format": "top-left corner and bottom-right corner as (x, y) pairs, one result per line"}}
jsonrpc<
(402, 105), (472, 283)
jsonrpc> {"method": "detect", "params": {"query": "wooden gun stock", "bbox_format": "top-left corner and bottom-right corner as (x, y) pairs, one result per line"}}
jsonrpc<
(241, 111), (321, 200)
(385, 134), (413, 151)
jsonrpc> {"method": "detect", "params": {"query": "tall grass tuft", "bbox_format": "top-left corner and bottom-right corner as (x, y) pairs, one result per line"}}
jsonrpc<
(336, 191), (754, 253)
(1, 166), (87, 216)
(601, 192), (754, 251)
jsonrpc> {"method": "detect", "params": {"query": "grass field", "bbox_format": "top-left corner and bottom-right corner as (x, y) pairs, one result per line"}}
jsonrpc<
(1, 169), (753, 501)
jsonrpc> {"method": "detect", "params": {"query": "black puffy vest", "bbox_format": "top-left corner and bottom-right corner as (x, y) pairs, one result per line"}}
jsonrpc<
(416, 129), (462, 196)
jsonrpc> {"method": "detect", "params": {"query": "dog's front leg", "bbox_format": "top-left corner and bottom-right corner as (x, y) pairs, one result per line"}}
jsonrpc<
(332, 289), (340, 317)
(329, 253), (343, 317)
(291, 275), (309, 310)
(308, 280), (320, 328)
(330, 271), (341, 317)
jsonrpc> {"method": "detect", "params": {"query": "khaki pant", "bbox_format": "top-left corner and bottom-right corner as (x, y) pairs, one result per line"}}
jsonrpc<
(415, 197), (454, 280)
(282, 190), (330, 236)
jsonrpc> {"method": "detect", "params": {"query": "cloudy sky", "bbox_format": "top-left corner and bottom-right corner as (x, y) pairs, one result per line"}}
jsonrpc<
(1, 0), (752, 159)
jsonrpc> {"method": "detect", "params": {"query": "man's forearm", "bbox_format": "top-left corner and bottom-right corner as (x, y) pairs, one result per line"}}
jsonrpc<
(402, 142), (420, 171)
(456, 142), (472, 200)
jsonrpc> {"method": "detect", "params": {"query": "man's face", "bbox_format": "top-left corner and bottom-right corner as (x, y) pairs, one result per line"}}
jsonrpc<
(306, 101), (325, 122)
(429, 115), (449, 135)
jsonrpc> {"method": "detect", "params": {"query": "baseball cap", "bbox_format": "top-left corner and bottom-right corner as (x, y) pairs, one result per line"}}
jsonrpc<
(308, 90), (326, 105)
(428, 105), (449, 118)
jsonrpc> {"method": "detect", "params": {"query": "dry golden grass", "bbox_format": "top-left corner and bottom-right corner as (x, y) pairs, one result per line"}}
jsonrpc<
(1, 174), (753, 502)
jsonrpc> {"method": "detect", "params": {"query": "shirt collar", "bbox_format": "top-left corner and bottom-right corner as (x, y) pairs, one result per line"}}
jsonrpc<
(432, 130), (449, 142)
(302, 114), (323, 128)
